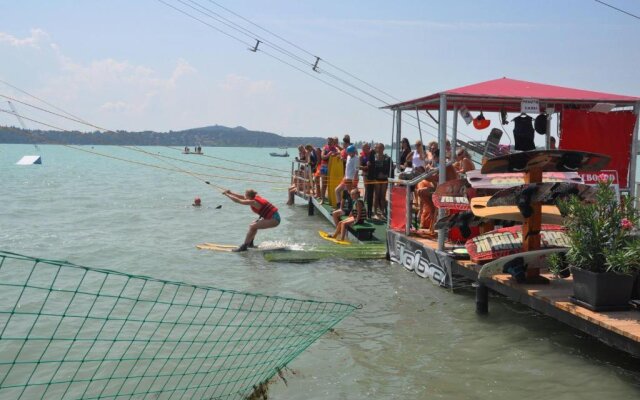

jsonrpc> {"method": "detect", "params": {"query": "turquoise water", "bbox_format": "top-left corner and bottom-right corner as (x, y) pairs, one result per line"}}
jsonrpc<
(1, 144), (639, 399)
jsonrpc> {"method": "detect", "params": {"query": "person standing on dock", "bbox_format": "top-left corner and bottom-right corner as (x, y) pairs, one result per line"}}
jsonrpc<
(319, 137), (339, 204)
(359, 143), (374, 219)
(334, 145), (359, 209)
(370, 143), (392, 220)
(222, 189), (281, 252)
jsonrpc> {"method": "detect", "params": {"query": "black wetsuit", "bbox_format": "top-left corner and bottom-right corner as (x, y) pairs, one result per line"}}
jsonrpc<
(513, 115), (535, 151)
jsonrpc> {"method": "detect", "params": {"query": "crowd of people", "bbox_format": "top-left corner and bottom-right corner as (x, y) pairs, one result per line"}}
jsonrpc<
(289, 135), (393, 221)
(288, 134), (478, 238)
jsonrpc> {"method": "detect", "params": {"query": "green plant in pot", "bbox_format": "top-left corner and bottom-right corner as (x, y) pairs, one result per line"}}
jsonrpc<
(557, 180), (640, 310)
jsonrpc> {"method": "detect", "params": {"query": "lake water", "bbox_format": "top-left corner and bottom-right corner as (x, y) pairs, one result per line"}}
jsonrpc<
(1, 144), (639, 399)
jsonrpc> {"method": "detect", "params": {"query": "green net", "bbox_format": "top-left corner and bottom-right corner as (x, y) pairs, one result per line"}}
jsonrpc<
(0, 250), (357, 399)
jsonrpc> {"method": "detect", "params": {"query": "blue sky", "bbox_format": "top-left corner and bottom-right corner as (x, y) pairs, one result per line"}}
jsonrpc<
(1, 0), (639, 144)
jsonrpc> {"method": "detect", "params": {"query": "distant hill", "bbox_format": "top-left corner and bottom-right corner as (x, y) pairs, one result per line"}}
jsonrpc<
(0, 125), (326, 147)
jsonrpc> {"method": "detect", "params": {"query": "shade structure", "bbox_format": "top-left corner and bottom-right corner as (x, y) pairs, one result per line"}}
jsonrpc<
(385, 77), (640, 112)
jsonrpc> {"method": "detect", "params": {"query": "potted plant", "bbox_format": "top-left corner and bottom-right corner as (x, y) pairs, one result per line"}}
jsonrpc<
(557, 180), (640, 310)
(547, 252), (570, 279)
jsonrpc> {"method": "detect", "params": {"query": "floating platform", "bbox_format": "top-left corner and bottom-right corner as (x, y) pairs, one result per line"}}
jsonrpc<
(16, 155), (41, 165)
(387, 230), (640, 358)
(297, 193), (386, 244)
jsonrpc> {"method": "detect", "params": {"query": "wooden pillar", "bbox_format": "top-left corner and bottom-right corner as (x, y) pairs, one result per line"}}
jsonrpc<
(308, 196), (314, 216)
(475, 282), (489, 314)
(522, 167), (546, 282)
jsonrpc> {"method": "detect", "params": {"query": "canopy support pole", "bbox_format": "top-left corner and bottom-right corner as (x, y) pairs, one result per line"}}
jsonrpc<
(416, 108), (423, 144)
(437, 94), (448, 251)
(388, 111), (397, 232)
(630, 102), (640, 196)
(545, 105), (552, 150)
(451, 107), (458, 161)
(395, 111), (402, 167)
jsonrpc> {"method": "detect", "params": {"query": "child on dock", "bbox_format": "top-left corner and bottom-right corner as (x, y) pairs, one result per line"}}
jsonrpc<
(328, 189), (365, 241)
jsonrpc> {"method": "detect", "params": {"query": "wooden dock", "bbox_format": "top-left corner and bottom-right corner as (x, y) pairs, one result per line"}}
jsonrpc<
(297, 184), (640, 358)
(406, 234), (640, 358)
(296, 193), (387, 244)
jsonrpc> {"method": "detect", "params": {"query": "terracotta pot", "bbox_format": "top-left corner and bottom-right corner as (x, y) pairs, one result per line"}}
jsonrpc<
(572, 268), (635, 308)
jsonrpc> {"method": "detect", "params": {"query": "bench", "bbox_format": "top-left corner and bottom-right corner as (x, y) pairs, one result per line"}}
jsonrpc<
(338, 218), (376, 240)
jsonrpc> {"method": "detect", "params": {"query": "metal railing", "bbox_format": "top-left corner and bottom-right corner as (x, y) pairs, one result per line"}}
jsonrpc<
(291, 159), (313, 200)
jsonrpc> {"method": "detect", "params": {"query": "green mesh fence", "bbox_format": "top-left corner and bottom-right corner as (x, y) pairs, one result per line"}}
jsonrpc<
(0, 251), (357, 399)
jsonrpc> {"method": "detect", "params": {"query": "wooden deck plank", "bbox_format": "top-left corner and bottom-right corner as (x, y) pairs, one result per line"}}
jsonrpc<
(403, 232), (640, 350)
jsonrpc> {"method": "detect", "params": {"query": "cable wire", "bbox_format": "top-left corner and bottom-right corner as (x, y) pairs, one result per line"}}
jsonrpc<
(156, 0), (484, 146)
(594, 0), (640, 20)
(0, 92), (291, 178)
(0, 109), (284, 185)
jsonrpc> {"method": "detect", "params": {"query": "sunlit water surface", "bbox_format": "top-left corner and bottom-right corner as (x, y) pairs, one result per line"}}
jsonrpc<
(1, 144), (639, 399)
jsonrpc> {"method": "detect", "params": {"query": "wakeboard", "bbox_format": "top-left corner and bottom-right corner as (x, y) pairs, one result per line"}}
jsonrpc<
(487, 182), (597, 207)
(432, 194), (470, 211)
(434, 178), (469, 197)
(480, 150), (610, 174)
(319, 230), (351, 245)
(196, 243), (288, 252)
(477, 248), (568, 279)
(465, 224), (569, 263)
(470, 196), (564, 225)
(465, 170), (583, 190)
(434, 211), (484, 230)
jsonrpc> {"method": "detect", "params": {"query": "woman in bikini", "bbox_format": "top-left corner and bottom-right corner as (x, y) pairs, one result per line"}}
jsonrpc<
(223, 189), (281, 252)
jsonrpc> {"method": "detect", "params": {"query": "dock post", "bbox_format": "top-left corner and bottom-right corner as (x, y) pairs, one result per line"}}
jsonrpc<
(308, 196), (314, 216)
(475, 282), (489, 314)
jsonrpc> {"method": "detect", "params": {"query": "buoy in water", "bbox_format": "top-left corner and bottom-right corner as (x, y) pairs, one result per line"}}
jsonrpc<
(193, 197), (201, 207)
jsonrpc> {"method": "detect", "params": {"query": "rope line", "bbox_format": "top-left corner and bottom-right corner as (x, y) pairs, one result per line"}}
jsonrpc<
(166, 146), (291, 173)
(0, 111), (285, 185)
(155, 0), (493, 147)
(0, 90), (293, 176)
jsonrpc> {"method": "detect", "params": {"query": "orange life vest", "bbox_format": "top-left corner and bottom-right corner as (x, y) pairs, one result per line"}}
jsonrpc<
(250, 195), (278, 219)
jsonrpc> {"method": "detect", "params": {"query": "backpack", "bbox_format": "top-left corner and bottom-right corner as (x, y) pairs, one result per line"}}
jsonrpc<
(534, 113), (548, 135)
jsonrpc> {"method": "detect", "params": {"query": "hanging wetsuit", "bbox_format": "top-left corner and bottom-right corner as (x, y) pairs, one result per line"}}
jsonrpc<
(513, 115), (535, 151)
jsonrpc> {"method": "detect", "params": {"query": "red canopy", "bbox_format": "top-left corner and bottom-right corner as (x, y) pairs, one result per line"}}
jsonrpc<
(386, 77), (639, 112)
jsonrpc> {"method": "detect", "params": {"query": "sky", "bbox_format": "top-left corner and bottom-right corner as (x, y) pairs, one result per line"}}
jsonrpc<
(1, 0), (639, 144)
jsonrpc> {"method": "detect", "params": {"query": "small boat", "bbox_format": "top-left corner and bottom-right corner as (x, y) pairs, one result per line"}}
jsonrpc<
(183, 146), (204, 155)
(270, 151), (289, 157)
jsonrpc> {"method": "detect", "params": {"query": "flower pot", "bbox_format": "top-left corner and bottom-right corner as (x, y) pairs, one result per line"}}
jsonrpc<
(633, 274), (640, 300)
(571, 268), (635, 308)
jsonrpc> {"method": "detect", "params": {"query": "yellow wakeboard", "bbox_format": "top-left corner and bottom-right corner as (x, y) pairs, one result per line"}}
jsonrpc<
(327, 155), (344, 207)
(470, 196), (564, 225)
(196, 243), (288, 252)
(318, 230), (351, 245)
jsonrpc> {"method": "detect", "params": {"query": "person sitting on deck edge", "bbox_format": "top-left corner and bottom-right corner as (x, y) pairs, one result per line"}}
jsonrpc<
(222, 189), (281, 252)
(328, 188), (365, 241)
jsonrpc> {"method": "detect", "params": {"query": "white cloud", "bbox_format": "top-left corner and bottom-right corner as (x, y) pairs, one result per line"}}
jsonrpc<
(0, 28), (49, 48)
(99, 101), (130, 112)
(219, 73), (273, 95)
(0, 28), (206, 132)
